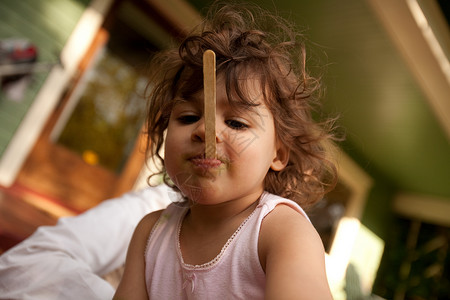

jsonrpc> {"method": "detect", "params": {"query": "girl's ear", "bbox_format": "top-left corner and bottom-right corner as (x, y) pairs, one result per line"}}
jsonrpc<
(270, 142), (289, 171)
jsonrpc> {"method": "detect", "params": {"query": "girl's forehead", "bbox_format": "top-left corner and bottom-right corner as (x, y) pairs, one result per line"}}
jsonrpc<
(176, 73), (265, 104)
(219, 74), (264, 102)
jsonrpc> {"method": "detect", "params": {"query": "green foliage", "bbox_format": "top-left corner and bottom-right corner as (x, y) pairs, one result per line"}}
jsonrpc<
(373, 218), (450, 300)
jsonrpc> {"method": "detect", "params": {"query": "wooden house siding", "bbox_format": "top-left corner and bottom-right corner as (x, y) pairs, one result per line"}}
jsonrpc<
(0, 0), (89, 156)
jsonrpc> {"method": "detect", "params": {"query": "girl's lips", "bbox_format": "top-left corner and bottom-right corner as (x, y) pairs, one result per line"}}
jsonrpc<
(190, 157), (222, 169)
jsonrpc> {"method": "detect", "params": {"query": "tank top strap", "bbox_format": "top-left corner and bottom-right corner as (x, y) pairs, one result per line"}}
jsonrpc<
(257, 192), (310, 222)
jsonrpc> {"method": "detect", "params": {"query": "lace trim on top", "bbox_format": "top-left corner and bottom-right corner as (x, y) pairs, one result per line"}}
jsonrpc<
(176, 194), (265, 271)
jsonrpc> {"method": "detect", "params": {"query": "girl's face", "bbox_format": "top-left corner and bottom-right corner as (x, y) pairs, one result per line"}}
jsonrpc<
(164, 77), (288, 206)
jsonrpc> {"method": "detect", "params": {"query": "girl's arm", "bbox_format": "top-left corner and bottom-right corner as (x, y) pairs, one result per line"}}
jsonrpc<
(113, 210), (163, 300)
(259, 204), (333, 300)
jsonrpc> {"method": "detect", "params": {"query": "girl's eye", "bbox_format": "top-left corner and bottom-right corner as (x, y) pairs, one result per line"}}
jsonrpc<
(225, 119), (249, 130)
(177, 115), (200, 124)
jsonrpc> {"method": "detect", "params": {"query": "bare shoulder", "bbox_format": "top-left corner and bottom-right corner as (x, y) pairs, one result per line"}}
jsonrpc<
(113, 209), (165, 300)
(259, 204), (323, 254)
(259, 204), (333, 299)
(135, 209), (165, 237)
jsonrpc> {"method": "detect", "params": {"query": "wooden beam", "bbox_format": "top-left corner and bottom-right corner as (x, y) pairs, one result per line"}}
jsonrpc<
(394, 192), (450, 227)
(367, 0), (450, 141)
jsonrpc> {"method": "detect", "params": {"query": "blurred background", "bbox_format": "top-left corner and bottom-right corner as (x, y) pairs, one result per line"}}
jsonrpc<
(0, 0), (449, 299)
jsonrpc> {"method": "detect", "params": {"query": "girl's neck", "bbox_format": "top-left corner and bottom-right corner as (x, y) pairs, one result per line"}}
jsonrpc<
(178, 191), (263, 266)
(185, 191), (263, 230)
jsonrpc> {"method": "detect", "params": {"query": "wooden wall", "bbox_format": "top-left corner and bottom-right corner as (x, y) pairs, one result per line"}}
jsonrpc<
(0, 0), (89, 156)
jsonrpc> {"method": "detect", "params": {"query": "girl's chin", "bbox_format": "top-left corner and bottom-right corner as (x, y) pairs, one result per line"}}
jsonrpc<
(178, 185), (223, 204)
(191, 163), (226, 179)
(168, 165), (223, 186)
(168, 169), (227, 202)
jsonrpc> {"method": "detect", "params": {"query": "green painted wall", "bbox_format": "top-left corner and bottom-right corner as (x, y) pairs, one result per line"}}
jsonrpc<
(361, 178), (395, 240)
(0, 0), (90, 156)
(342, 141), (396, 240)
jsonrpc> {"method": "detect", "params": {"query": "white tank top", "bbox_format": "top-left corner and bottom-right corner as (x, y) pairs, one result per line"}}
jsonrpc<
(144, 192), (309, 299)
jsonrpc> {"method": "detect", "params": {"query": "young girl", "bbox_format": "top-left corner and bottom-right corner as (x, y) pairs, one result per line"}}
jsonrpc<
(114, 3), (336, 299)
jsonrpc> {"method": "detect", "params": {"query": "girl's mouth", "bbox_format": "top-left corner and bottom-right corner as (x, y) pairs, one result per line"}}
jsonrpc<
(188, 153), (230, 174)
(190, 156), (222, 169)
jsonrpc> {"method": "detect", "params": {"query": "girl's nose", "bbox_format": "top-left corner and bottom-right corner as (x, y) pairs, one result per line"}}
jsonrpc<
(191, 118), (206, 142)
(191, 117), (222, 143)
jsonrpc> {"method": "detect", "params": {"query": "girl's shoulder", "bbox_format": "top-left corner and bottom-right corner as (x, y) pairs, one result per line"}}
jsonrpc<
(259, 202), (320, 254)
(136, 201), (187, 235)
(135, 208), (166, 236)
(258, 199), (332, 299)
(141, 209), (165, 225)
(258, 194), (325, 271)
(259, 193), (309, 220)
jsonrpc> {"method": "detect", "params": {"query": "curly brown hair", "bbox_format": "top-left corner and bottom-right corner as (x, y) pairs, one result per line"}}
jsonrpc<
(145, 2), (338, 209)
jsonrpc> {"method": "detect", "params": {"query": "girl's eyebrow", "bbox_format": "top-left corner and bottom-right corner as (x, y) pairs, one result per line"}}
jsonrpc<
(227, 99), (262, 114)
(173, 98), (187, 105)
(174, 95), (203, 103)
(173, 96), (201, 106)
(173, 95), (263, 113)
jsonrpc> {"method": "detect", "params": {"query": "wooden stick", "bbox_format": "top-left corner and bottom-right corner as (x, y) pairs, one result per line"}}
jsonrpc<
(203, 50), (216, 159)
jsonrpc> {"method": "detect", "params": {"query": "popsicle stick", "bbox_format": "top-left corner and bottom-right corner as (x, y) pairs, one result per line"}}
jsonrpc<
(203, 50), (216, 159)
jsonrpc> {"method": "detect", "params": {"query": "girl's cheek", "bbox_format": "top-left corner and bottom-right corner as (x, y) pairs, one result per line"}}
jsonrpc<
(221, 129), (259, 157)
